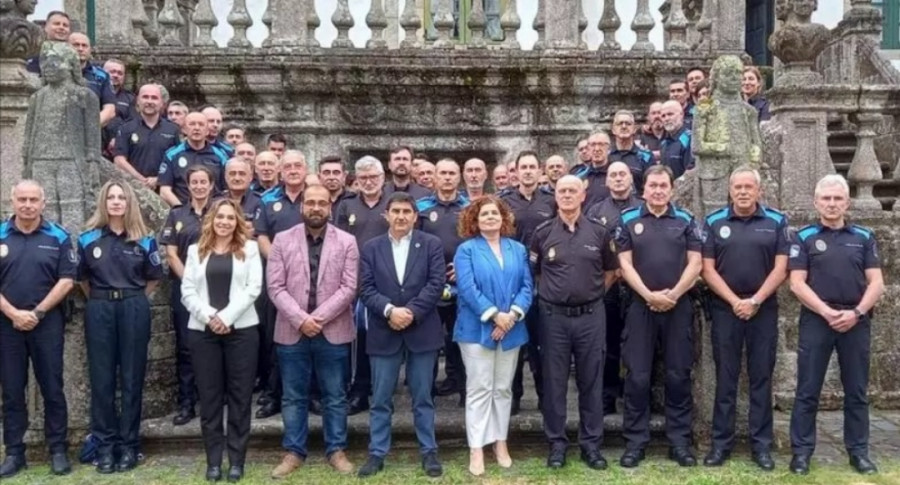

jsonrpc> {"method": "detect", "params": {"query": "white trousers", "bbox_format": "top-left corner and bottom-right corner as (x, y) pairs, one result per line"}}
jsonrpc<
(459, 342), (520, 448)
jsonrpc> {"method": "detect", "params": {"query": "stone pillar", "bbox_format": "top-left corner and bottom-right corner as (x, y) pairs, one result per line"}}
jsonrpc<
(385, 0), (401, 48)
(0, 61), (37, 218)
(268, 0), (310, 48)
(63, 0), (88, 32)
(94, 0), (134, 46)
(713, 0), (745, 54)
(543, 0), (579, 49)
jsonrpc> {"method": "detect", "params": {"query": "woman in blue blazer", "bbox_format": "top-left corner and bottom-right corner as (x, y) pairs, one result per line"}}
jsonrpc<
(453, 196), (533, 476)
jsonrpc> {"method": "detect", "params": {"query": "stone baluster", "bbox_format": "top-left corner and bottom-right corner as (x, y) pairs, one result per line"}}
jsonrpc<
(191, 0), (218, 47)
(432, 0), (456, 48)
(631, 0), (655, 51)
(533, 1), (546, 51)
(268, 0), (309, 47)
(578, 3), (587, 49)
(663, 0), (689, 51)
(367, 0), (389, 48)
(227, 0), (253, 47)
(598, 0), (620, 50)
(332, 0), (355, 48)
(467, 0), (488, 48)
(131, 0), (150, 46)
(307, 1), (321, 47)
(399, 0), (422, 48)
(848, 113), (884, 210)
(384, 0), (401, 48)
(261, 1), (273, 47)
(142, 0), (160, 46)
(157, 0), (185, 46)
(693, 0), (713, 52)
(500, 0), (520, 49)
(543, 0), (579, 49)
(94, 0), (135, 45)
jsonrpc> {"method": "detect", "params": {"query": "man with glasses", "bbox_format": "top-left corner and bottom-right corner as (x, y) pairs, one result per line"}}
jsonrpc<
(572, 131), (613, 208)
(609, 111), (653, 192)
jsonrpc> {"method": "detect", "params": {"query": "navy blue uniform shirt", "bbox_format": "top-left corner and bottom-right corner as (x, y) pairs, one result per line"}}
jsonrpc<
(158, 141), (230, 205)
(160, 203), (209, 276)
(499, 186), (556, 247)
(416, 193), (470, 265)
(115, 117), (180, 177)
(572, 163), (611, 209)
(385, 181), (431, 200)
(0, 218), (77, 309)
(702, 205), (790, 297)
(586, 193), (642, 231)
(334, 193), (389, 248)
(615, 203), (702, 292)
(788, 223), (880, 306)
(77, 227), (163, 290)
(82, 64), (116, 108)
(609, 145), (653, 193)
(747, 96), (771, 122)
(639, 131), (665, 153)
(253, 185), (303, 241)
(660, 127), (694, 179)
(104, 88), (137, 138)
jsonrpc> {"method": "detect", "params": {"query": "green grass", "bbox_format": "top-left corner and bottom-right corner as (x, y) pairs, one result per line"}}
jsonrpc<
(6, 447), (900, 485)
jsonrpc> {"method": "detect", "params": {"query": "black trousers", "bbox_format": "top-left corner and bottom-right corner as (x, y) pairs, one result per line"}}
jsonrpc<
(539, 300), (606, 452)
(622, 296), (694, 450)
(438, 304), (465, 388)
(190, 326), (259, 467)
(710, 297), (778, 453)
(512, 304), (543, 401)
(171, 283), (196, 408)
(0, 311), (68, 456)
(349, 300), (371, 399)
(602, 282), (626, 410)
(790, 308), (871, 456)
(261, 299), (282, 402)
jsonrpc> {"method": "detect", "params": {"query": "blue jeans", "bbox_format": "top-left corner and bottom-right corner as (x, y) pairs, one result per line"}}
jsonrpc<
(278, 335), (350, 458)
(369, 344), (438, 457)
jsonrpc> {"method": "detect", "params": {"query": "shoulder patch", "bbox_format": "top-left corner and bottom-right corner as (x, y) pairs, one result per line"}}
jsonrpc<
(78, 228), (103, 248)
(638, 149), (653, 164)
(210, 145), (229, 164)
(850, 225), (873, 240)
(705, 207), (729, 226)
(673, 208), (693, 223)
(0, 221), (9, 239)
(261, 186), (284, 204)
(762, 207), (785, 224)
(678, 131), (691, 149)
(39, 220), (70, 244)
(797, 225), (821, 242)
(621, 207), (641, 225)
(138, 235), (155, 253)
(574, 166), (590, 179)
(416, 196), (438, 212)
(165, 142), (187, 160)
(90, 65), (109, 81)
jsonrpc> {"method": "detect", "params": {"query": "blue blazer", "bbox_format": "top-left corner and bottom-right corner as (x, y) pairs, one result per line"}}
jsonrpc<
(453, 236), (533, 351)
(359, 230), (446, 356)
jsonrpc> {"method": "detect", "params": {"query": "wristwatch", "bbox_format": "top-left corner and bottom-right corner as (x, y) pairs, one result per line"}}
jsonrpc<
(34, 309), (46, 320)
(853, 308), (863, 318)
(749, 297), (760, 307)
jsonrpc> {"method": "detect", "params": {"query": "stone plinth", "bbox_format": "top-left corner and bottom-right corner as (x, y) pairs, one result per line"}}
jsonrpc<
(0, 60), (37, 218)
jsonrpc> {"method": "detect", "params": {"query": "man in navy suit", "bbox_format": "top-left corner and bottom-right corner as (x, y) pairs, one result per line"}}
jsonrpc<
(357, 192), (446, 479)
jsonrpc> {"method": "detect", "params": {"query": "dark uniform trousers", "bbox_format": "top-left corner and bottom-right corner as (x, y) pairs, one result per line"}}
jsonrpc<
(622, 295), (693, 450)
(0, 310), (68, 456)
(189, 326), (259, 467)
(349, 299), (371, 398)
(170, 283), (196, 408)
(85, 293), (151, 454)
(439, 304), (466, 388)
(262, 296), (282, 402)
(603, 282), (627, 410)
(710, 297), (778, 453)
(539, 299), (606, 452)
(790, 307), (871, 456)
(512, 304), (543, 402)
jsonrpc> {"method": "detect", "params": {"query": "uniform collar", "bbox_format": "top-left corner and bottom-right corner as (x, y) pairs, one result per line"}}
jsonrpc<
(639, 202), (676, 218)
(609, 143), (638, 156)
(664, 126), (688, 141)
(7, 216), (51, 234)
(101, 225), (128, 238)
(556, 213), (586, 232)
(726, 204), (766, 220)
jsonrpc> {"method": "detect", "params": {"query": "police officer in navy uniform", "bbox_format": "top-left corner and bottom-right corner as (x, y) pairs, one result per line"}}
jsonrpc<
(571, 131), (613, 208)
(25, 11), (71, 74)
(254, 150), (309, 419)
(659, 100), (694, 179)
(609, 111), (654, 192)
(113, 84), (180, 189)
(78, 181), (163, 474)
(586, 162), (641, 416)
(700, 167), (789, 471)
(67, 33), (116, 127)
(158, 112), (230, 207)
(499, 151), (555, 415)
(417, 159), (470, 405)
(222, 158), (262, 224)
(529, 175), (618, 471)
(615, 165), (702, 468)
(161, 166), (216, 426)
(0, 180), (76, 478)
(787, 174), (884, 476)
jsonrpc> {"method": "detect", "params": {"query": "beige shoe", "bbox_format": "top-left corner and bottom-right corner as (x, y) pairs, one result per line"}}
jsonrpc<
(469, 448), (485, 476)
(328, 450), (354, 474)
(271, 452), (304, 479)
(494, 441), (512, 468)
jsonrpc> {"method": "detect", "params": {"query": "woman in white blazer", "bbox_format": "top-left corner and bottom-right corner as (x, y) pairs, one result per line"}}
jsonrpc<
(181, 199), (262, 483)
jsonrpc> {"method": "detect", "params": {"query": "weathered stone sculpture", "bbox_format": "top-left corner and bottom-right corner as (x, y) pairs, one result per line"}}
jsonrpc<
(22, 42), (101, 234)
(768, 0), (831, 86)
(0, 0), (42, 59)
(691, 55), (763, 215)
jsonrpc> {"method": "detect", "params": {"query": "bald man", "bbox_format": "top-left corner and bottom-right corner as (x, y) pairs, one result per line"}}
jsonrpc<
(544, 155), (567, 189)
(201, 106), (235, 158)
(113, 84), (180, 189)
(463, 158), (488, 199)
(660, 100), (694, 179)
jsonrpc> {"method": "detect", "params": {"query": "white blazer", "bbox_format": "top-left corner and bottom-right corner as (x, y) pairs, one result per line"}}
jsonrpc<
(181, 240), (262, 331)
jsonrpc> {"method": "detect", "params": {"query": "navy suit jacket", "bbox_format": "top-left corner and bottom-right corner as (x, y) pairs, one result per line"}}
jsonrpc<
(360, 230), (445, 356)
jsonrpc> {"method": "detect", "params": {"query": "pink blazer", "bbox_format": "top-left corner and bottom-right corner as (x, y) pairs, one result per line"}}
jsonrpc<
(267, 223), (359, 346)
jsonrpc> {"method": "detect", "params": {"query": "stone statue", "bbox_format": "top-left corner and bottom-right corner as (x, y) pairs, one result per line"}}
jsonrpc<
(691, 55), (763, 216)
(0, 0), (42, 60)
(768, 0), (830, 86)
(22, 42), (101, 234)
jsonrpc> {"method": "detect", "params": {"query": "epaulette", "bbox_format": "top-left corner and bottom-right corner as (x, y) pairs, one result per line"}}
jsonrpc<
(416, 196), (438, 212)
(0, 220), (10, 239)
(164, 142), (187, 160)
(533, 218), (555, 235)
(705, 207), (729, 226)
(850, 225), (873, 240)
(39, 220), (70, 244)
(620, 207), (641, 224)
(78, 228), (103, 248)
(673, 207), (693, 223)
(261, 186), (285, 204)
(762, 206), (785, 224)
(797, 224), (822, 242)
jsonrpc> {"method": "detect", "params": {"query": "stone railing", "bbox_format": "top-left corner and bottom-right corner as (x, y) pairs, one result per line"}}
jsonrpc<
(94, 0), (745, 55)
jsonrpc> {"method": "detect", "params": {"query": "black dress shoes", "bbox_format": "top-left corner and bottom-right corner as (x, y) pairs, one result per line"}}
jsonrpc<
(422, 452), (443, 477)
(669, 447), (697, 467)
(752, 451), (775, 471)
(619, 449), (645, 468)
(0, 455), (26, 479)
(357, 455), (384, 478)
(580, 450), (608, 470)
(347, 396), (370, 416)
(255, 401), (281, 419)
(116, 449), (138, 473)
(206, 465), (222, 481)
(546, 448), (567, 469)
(50, 452), (72, 475)
(96, 452), (116, 474)
(850, 454), (878, 474)
(703, 448), (730, 467)
(790, 454), (811, 475)
(510, 398), (521, 416)
(173, 406), (196, 426)
(434, 379), (459, 397)
(227, 464), (244, 482)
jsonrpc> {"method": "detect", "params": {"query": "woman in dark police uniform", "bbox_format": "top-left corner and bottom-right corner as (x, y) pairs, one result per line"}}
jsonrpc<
(77, 181), (163, 474)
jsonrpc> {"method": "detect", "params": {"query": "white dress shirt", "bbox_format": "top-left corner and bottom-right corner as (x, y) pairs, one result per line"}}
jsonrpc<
(384, 230), (413, 317)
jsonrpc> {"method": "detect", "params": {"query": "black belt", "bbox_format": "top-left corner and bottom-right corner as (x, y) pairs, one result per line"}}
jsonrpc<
(90, 289), (144, 301)
(540, 298), (602, 317)
(823, 302), (857, 310)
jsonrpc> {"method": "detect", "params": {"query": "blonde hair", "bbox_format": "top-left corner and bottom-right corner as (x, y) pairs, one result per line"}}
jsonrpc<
(196, 198), (250, 261)
(85, 181), (150, 242)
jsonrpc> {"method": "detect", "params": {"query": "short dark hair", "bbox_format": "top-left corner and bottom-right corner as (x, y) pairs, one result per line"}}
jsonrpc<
(413, 154), (431, 163)
(515, 150), (540, 168)
(692, 80), (710, 96)
(267, 133), (288, 145)
(46, 10), (70, 22)
(389, 145), (414, 158)
(318, 155), (344, 171)
(386, 192), (418, 213)
(223, 124), (244, 134)
(686, 66), (706, 78)
(643, 164), (675, 186)
(186, 165), (215, 184)
(669, 79), (687, 87)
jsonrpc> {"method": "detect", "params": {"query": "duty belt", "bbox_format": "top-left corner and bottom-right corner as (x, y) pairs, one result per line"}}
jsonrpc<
(90, 289), (144, 301)
(540, 298), (602, 317)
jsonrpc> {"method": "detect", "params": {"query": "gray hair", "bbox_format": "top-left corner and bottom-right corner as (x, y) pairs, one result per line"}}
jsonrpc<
(729, 165), (761, 186)
(355, 155), (384, 174)
(225, 157), (251, 170)
(10, 179), (45, 199)
(613, 110), (635, 123)
(814, 174), (850, 197)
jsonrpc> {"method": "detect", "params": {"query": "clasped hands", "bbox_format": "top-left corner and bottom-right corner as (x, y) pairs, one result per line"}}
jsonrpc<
(208, 315), (231, 335)
(491, 312), (516, 341)
(822, 307), (859, 334)
(10, 309), (39, 331)
(388, 307), (415, 331)
(732, 299), (759, 321)
(646, 290), (677, 313)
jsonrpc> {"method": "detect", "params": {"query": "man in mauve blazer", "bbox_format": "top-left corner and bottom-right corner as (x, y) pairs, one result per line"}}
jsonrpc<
(266, 185), (359, 478)
(356, 192), (446, 478)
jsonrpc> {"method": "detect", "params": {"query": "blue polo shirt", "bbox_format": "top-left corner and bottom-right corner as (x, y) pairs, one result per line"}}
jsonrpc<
(158, 141), (230, 205)
(0, 217), (77, 310)
(115, 117), (181, 177)
(660, 127), (694, 179)
(77, 227), (163, 291)
(571, 163), (611, 208)
(160, 203), (210, 277)
(253, 185), (303, 241)
(416, 193), (470, 265)
(82, 64), (116, 108)
(609, 145), (653, 192)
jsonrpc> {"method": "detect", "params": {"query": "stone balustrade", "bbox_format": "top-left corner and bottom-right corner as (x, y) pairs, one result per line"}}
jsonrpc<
(93, 0), (745, 55)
